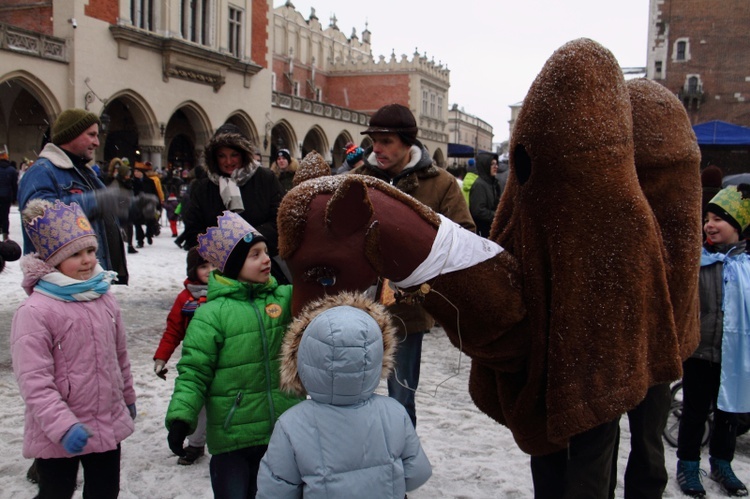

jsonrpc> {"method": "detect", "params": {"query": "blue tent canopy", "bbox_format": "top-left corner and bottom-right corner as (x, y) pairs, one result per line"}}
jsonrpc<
(448, 143), (475, 157)
(693, 120), (750, 146)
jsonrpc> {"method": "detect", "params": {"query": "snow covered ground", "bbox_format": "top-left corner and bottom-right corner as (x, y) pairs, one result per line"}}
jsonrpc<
(1, 205), (749, 498)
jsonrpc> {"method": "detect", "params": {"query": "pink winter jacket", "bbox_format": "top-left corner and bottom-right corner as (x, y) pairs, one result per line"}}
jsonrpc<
(11, 256), (136, 459)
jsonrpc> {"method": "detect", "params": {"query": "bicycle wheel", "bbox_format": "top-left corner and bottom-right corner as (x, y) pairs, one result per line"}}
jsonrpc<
(662, 380), (711, 447)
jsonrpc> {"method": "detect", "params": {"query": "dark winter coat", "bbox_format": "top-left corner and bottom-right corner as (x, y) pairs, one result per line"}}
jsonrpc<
(182, 132), (284, 253)
(353, 141), (475, 335)
(165, 272), (303, 455)
(0, 159), (18, 202)
(469, 153), (501, 237)
(695, 241), (747, 363)
(163, 194), (180, 222)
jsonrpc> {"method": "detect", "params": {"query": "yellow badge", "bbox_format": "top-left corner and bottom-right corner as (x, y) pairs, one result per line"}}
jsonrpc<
(76, 216), (91, 231)
(265, 303), (282, 319)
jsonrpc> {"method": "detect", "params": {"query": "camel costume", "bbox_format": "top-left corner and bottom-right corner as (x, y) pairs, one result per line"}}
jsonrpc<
(277, 38), (701, 458)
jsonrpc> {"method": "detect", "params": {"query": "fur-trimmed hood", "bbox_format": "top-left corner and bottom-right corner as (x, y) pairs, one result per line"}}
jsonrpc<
(202, 132), (257, 181)
(279, 292), (397, 405)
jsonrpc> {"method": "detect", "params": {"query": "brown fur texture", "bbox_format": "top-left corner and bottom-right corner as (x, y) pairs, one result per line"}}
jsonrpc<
(277, 39), (700, 458)
(292, 151), (330, 187)
(627, 78), (702, 360)
(278, 174), (440, 261)
(472, 38), (684, 455)
(278, 292), (398, 396)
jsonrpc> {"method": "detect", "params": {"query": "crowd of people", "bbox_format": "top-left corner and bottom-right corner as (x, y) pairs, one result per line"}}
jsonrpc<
(2, 102), (750, 499)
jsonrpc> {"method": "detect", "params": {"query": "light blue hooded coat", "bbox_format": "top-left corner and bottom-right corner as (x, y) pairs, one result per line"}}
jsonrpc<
(256, 293), (432, 498)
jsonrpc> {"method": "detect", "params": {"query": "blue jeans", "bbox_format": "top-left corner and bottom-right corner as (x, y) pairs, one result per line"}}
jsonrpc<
(209, 445), (268, 499)
(387, 331), (425, 428)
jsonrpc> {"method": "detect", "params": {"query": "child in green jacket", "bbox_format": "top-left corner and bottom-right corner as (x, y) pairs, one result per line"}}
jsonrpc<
(165, 211), (303, 498)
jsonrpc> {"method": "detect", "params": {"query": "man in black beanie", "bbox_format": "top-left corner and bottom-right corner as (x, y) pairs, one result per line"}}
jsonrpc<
(17, 108), (131, 284)
(351, 103), (476, 428)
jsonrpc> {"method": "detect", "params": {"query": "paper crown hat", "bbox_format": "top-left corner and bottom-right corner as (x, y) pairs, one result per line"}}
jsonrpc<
(707, 185), (750, 232)
(23, 199), (98, 267)
(197, 211), (266, 273)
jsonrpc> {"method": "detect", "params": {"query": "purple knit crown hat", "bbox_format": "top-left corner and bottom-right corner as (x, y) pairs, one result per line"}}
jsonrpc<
(24, 199), (98, 267)
(197, 211), (265, 273)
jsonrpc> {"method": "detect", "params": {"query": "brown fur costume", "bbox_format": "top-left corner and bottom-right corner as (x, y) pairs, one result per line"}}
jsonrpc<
(278, 40), (700, 458)
(627, 78), (702, 359)
(474, 38), (687, 455)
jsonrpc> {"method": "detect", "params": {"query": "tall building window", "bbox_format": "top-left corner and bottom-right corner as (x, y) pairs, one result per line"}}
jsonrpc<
(271, 73), (277, 92)
(131, 0), (154, 31)
(422, 90), (428, 114)
(293, 81), (300, 97)
(687, 76), (699, 93)
(655, 61), (663, 78)
(182, 0), (211, 46)
(675, 40), (688, 61)
(429, 93), (436, 117)
(316, 88), (323, 101)
(228, 6), (243, 58)
(437, 95), (443, 117)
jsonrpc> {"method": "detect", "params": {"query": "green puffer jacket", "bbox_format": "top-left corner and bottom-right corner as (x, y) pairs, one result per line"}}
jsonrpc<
(165, 272), (303, 455)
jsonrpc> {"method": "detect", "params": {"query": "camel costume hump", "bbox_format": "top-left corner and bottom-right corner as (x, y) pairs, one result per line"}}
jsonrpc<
(474, 38), (681, 455)
(627, 78), (702, 361)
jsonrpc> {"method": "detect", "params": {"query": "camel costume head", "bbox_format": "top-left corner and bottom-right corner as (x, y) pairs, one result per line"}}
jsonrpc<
(278, 38), (701, 456)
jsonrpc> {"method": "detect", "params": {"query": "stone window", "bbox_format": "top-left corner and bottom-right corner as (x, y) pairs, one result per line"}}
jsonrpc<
(182, 0), (212, 46)
(674, 39), (689, 61)
(131, 0), (155, 31)
(228, 6), (243, 58)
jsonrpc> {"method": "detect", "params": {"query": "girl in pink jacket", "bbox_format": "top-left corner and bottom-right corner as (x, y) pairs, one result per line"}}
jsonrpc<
(11, 199), (136, 498)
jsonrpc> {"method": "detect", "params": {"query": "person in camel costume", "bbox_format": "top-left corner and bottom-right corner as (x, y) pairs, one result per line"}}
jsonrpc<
(277, 38), (702, 498)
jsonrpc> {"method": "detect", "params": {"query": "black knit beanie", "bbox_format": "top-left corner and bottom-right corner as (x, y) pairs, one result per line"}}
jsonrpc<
(52, 109), (101, 146)
(186, 246), (208, 282)
(222, 235), (267, 280)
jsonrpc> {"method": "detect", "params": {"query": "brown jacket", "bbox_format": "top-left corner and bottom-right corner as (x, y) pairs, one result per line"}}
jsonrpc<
(353, 143), (475, 335)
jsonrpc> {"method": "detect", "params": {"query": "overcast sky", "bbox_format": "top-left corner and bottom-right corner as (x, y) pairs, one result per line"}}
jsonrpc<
(275, 0), (652, 144)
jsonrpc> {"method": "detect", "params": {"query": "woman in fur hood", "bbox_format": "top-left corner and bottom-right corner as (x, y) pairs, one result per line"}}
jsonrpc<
(256, 292), (432, 498)
(180, 123), (288, 282)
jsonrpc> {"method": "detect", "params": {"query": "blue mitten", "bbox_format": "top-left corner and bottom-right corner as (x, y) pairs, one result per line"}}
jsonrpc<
(61, 424), (90, 454)
(128, 403), (137, 420)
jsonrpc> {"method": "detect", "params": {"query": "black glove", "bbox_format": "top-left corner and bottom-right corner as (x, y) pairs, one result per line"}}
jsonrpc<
(92, 187), (132, 222)
(130, 193), (160, 224)
(168, 420), (190, 457)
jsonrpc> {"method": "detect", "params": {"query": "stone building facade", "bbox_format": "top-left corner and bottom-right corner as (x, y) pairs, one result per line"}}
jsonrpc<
(647, 0), (750, 171)
(0, 0), (459, 172)
(647, 0), (750, 126)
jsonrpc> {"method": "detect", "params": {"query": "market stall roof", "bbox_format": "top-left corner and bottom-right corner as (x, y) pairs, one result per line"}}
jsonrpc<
(693, 120), (750, 146)
(447, 143), (494, 158)
(448, 143), (475, 157)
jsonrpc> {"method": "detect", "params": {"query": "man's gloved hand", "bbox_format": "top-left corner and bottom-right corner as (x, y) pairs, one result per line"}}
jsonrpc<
(154, 359), (168, 380)
(92, 187), (132, 222)
(130, 193), (160, 224)
(168, 420), (190, 457)
(61, 423), (91, 454)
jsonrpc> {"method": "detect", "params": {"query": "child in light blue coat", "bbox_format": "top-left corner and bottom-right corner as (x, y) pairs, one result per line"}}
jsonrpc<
(256, 292), (432, 498)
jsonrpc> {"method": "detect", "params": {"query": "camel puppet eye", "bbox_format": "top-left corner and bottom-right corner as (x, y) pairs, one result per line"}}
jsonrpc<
(302, 266), (337, 287)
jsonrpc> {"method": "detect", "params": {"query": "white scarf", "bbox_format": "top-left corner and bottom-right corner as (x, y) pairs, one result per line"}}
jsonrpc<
(393, 214), (504, 288)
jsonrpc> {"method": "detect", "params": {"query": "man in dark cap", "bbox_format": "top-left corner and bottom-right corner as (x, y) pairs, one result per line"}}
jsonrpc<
(18, 108), (135, 284)
(352, 103), (476, 427)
